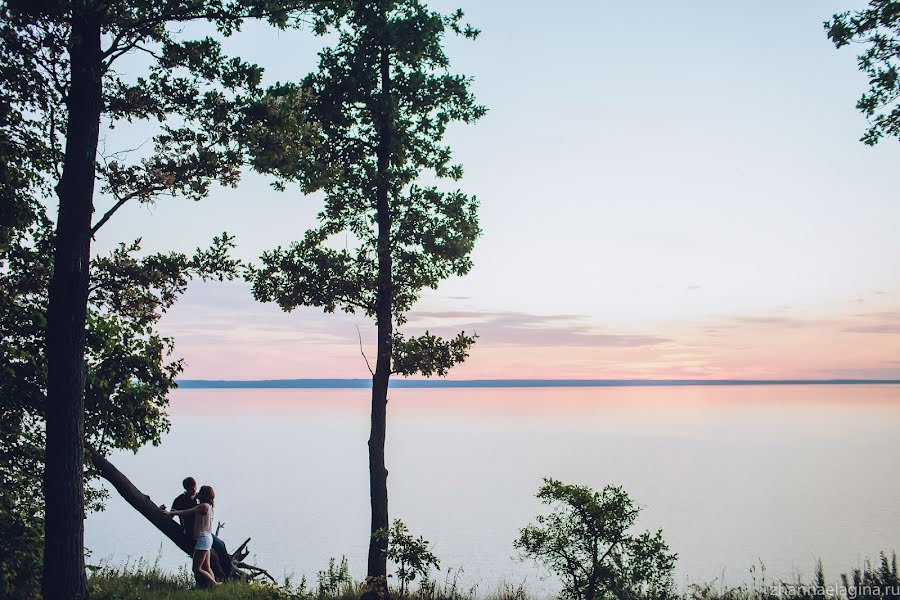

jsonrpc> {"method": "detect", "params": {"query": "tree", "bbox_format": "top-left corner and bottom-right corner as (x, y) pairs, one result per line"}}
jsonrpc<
(1, 2), (322, 597)
(514, 478), (677, 600)
(249, 0), (484, 591)
(825, 1), (900, 145)
(0, 197), (241, 598)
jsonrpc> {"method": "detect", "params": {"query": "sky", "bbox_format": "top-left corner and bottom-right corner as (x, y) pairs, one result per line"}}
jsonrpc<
(89, 0), (900, 380)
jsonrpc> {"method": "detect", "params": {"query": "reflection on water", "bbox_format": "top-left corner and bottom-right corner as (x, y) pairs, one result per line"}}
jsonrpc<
(86, 385), (900, 593)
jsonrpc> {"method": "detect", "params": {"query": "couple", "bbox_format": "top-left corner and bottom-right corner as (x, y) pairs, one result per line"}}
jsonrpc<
(161, 477), (231, 586)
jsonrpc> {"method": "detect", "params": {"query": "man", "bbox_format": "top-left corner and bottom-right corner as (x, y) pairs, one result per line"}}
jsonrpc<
(170, 476), (199, 537)
(165, 476), (234, 578)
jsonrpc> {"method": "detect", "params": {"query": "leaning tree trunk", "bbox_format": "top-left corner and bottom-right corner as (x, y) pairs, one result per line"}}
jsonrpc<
(365, 32), (394, 596)
(43, 6), (103, 600)
(89, 449), (273, 584)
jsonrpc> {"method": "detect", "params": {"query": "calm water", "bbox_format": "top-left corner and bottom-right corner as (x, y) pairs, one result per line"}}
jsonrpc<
(86, 385), (900, 593)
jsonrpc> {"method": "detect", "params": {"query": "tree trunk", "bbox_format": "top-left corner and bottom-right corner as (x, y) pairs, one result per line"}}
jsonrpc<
(89, 449), (198, 558)
(43, 6), (103, 599)
(366, 29), (393, 588)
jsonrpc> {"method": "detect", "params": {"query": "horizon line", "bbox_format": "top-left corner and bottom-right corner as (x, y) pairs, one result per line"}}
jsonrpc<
(176, 378), (900, 389)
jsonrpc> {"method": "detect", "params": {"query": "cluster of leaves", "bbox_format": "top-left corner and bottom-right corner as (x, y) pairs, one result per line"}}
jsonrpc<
(515, 478), (677, 600)
(3, 0), (324, 243)
(0, 10), (59, 250)
(826, 1), (900, 144)
(391, 331), (476, 376)
(250, 0), (484, 374)
(374, 520), (440, 597)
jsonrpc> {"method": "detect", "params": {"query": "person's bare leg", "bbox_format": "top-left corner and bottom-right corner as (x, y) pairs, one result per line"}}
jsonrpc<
(201, 551), (218, 585)
(193, 551), (217, 587)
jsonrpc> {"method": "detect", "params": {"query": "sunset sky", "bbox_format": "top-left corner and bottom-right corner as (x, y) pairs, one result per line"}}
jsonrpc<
(90, 0), (900, 380)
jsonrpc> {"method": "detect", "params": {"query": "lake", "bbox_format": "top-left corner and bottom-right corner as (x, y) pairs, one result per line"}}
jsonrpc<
(85, 384), (900, 594)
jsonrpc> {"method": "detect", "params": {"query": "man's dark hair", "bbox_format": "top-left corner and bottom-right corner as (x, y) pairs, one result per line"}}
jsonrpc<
(182, 477), (196, 491)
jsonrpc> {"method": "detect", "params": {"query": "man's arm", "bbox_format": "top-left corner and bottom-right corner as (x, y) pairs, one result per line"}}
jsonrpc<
(166, 503), (208, 517)
(171, 495), (192, 529)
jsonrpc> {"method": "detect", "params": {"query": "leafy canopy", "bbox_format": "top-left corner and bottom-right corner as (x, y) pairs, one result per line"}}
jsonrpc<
(515, 478), (677, 600)
(826, 1), (900, 144)
(2, 0), (323, 242)
(250, 0), (485, 373)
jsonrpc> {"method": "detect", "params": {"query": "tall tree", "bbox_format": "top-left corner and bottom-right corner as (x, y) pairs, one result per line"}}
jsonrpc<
(825, 1), (900, 144)
(250, 1), (484, 591)
(1, 2), (322, 597)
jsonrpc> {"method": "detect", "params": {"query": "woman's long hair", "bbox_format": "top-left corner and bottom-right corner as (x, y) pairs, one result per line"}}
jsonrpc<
(197, 485), (215, 508)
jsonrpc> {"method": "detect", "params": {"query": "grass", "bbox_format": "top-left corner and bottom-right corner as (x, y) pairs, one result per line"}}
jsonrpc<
(87, 557), (295, 600)
(86, 554), (530, 600)
(87, 554), (900, 600)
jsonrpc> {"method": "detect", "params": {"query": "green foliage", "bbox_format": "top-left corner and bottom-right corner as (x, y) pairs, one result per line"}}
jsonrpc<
(374, 520), (441, 596)
(0, 21), (56, 253)
(250, 0), (484, 374)
(1, 0), (331, 230)
(1, 4), (259, 236)
(825, 1), (900, 144)
(0, 201), (241, 598)
(0, 1), (324, 595)
(391, 331), (476, 377)
(514, 478), (677, 600)
(0, 494), (42, 600)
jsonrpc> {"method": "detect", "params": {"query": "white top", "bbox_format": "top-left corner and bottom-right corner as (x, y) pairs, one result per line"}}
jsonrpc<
(194, 504), (214, 538)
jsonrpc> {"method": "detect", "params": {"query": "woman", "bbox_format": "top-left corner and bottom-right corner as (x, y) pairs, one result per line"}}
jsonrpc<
(164, 485), (219, 586)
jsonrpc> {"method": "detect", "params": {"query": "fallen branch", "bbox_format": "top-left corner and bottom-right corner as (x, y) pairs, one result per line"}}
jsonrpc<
(235, 561), (277, 583)
(232, 537), (252, 562)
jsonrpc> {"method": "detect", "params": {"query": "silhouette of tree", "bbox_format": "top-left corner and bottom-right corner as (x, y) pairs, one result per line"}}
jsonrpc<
(250, 1), (484, 591)
(0, 1), (323, 596)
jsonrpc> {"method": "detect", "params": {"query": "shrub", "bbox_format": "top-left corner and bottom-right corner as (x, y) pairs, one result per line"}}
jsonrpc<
(514, 478), (676, 600)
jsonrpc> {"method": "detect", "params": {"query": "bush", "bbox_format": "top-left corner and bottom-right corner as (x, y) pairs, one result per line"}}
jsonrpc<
(380, 520), (441, 597)
(514, 478), (676, 600)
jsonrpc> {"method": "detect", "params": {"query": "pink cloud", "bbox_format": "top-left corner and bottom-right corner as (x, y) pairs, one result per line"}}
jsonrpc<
(158, 282), (900, 380)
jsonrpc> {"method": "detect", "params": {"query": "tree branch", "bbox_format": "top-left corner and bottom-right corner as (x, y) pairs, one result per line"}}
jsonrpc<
(90, 193), (132, 236)
(357, 325), (374, 376)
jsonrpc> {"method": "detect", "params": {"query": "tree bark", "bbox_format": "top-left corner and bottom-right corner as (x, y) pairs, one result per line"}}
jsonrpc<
(43, 5), (103, 599)
(366, 25), (393, 586)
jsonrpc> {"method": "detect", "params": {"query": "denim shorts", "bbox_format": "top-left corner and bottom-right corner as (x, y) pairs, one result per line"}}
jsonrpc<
(195, 534), (213, 551)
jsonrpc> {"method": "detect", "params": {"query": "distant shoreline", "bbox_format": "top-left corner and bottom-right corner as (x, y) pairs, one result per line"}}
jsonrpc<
(176, 378), (900, 389)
